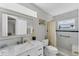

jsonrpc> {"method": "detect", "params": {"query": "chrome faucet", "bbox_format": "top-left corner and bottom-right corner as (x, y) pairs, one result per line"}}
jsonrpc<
(20, 37), (24, 44)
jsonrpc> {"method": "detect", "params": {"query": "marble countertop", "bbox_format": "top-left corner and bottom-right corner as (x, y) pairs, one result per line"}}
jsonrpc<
(0, 40), (43, 56)
(0, 35), (27, 41)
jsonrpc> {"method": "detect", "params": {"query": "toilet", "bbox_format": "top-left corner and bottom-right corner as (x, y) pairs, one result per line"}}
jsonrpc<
(44, 46), (58, 56)
(42, 39), (58, 56)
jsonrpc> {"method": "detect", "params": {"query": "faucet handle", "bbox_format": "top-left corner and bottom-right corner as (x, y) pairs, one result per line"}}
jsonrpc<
(24, 40), (27, 43)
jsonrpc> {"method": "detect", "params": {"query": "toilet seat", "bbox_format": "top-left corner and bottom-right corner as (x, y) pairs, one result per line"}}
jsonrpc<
(46, 46), (58, 51)
(44, 46), (58, 56)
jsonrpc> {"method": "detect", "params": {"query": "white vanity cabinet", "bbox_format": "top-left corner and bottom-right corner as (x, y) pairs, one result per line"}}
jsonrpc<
(19, 45), (43, 56)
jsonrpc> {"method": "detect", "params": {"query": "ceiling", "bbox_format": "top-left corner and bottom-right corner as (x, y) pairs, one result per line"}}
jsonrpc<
(34, 3), (79, 16)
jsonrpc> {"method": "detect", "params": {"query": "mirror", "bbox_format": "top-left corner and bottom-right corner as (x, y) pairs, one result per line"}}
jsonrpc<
(1, 14), (27, 37)
(8, 16), (16, 36)
(15, 18), (27, 35)
(8, 15), (27, 36)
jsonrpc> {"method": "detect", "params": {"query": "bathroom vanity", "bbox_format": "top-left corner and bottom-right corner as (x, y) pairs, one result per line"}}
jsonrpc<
(0, 40), (43, 56)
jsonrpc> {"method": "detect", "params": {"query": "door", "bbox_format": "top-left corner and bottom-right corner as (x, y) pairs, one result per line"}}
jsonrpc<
(47, 21), (56, 46)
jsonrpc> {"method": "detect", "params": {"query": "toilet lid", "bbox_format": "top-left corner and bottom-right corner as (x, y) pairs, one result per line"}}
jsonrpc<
(46, 46), (58, 51)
